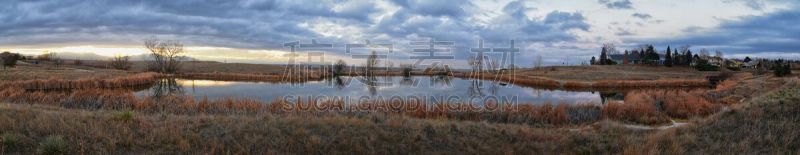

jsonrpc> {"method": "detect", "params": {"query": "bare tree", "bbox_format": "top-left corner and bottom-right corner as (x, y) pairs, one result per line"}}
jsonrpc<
(468, 55), (480, 72)
(110, 55), (132, 70)
(699, 48), (710, 57)
(401, 64), (413, 76)
(488, 58), (500, 72)
(51, 52), (63, 67)
(37, 51), (53, 61)
(535, 55), (543, 69)
(365, 51), (379, 75)
(145, 39), (185, 73)
(679, 45), (691, 53)
(333, 59), (347, 75)
(603, 43), (619, 55)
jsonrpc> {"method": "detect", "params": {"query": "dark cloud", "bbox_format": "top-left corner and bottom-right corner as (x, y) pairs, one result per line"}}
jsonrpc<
(630, 8), (800, 55)
(370, 0), (591, 63)
(0, 0), (593, 66)
(0, 0), (381, 49)
(631, 13), (652, 20)
(389, 0), (473, 17)
(598, 0), (633, 9)
(723, 0), (766, 10)
(615, 27), (635, 36)
(544, 11), (590, 31)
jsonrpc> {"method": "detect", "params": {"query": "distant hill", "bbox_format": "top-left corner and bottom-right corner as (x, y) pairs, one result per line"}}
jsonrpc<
(21, 52), (198, 61)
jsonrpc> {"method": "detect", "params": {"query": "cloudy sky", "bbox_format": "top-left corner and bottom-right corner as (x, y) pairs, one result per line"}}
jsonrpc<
(1, 0), (798, 67)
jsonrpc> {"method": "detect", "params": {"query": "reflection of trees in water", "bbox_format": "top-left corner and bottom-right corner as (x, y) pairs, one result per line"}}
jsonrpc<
(150, 78), (184, 98)
(488, 80), (500, 95)
(466, 78), (506, 98)
(467, 79), (485, 97)
(429, 75), (452, 87)
(331, 76), (349, 90)
(399, 76), (415, 86)
(599, 92), (624, 104)
(358, 75), (380, 96)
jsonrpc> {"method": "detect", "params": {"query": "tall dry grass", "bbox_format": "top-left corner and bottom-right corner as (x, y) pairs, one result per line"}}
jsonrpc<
(0, 102), (653, 154)
(591, 79), (709, 88)
(178, 72), (285, 82)
(0, 71), (726, 126)
(603, 100), (670, 125)
(0, 86), (611, 126)
(0, 83), (724, 126)
(1, 72), (162, 90)
(602, 89), (721, 125)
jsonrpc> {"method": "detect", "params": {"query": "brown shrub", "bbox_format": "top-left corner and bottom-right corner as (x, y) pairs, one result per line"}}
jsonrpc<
(603, 94), (672, 125)
(8, 72), (162, 90)
(623, 90), (720, 119)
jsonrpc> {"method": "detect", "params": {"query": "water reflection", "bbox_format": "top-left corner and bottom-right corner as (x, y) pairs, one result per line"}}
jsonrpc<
(132, 76), (707, 105)
(149, 78), (184, 98)
(467, 79), (485, 98)
(599, 92), (624, 104)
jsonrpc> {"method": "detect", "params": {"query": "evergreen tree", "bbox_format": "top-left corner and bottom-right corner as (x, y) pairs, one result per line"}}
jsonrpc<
(599, 47), (607, 65)
(665, 46), (673, 67)
(645, 45), (657, 64)
(590, 56), (597, 65)
(639, 48), (645, 63)
(744, 56), (752, 62)
(675, 49), (680, 65)
(686, 50), (693, 65)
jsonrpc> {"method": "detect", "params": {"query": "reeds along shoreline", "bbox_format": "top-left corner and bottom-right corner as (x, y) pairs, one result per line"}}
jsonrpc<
(177, 72), (287, 82)
(0, 70), (710, 91)
(1, 72), (163, 90)
(0, 85), (721, 125)
(0, 87), (605, 125)
(0, 71), (324, 91)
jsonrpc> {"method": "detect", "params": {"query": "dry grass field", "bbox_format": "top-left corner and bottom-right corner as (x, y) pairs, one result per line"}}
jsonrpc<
(1, 60), (798, 154)
(516, 65), (718, 81)
(0, 78), (797, 154)
(0, 63), (132, 81)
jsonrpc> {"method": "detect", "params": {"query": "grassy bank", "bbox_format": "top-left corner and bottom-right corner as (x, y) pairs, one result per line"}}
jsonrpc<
(0, 103), (653, 154)
(516, 65), (717, 81)
(0, 64), (132, 81)
(642, 77), (800, 154)
(462, 72), (711, 89)
(2, 78), (796, 154)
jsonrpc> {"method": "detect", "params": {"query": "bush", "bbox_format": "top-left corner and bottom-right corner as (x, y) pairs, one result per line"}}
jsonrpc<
(333, 60), (347, 75)
(110, 55), (132, 70)
(694, 59), (719, 71)
(401, 64), (413, 76)
(2, 133), (22, 151)
(604, 59), (617, 65)
(774, 64), (792, 77)
(115, 110), (135, 122)
(1, 52), (21, 68)
(39, 135), (67, 155)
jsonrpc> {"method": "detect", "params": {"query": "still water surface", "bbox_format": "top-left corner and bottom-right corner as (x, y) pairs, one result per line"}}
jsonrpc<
(134, 76), (687, 104)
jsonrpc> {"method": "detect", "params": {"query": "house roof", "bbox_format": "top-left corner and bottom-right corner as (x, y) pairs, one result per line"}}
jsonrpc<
(744, 61), (759, 66)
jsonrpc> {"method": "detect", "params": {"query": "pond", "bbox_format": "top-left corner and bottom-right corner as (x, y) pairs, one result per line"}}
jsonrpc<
(133, 76), (696, 105)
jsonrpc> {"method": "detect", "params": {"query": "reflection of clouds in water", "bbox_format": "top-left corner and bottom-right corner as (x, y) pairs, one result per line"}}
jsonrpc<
(521, 88), (600, 104)
(176, 79), (237, 87)
(146, 77), (604, 104)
